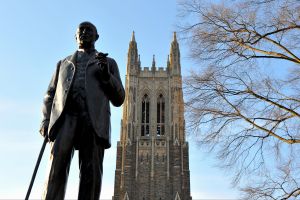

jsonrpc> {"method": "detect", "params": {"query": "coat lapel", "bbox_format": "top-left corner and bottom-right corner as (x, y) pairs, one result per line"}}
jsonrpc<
(67, 51), (77, 67)
(67, 50), (98, 67)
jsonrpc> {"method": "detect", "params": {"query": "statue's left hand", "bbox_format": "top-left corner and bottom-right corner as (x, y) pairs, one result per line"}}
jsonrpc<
(96, 52), (110, 81)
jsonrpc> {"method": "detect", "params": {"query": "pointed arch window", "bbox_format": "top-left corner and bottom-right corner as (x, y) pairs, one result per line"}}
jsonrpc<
(157, 94), (165, 136)
(141, 94), (150, 136)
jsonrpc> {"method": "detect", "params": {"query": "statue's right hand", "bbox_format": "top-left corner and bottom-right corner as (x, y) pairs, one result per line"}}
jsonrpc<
(39, 122), (49, 139)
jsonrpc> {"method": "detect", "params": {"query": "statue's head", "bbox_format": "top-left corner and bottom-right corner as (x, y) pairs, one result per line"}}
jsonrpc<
(75, 21), (99, 49)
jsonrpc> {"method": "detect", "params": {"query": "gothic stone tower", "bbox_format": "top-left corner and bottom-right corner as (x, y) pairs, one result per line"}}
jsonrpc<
(113, 32), (192, 200)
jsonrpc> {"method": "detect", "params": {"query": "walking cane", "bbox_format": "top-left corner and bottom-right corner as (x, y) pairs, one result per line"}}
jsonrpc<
(25, 137), (48, 200)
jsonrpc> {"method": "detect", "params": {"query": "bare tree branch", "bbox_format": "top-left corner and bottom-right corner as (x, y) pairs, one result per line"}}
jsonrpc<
(179, 0), (300, 199)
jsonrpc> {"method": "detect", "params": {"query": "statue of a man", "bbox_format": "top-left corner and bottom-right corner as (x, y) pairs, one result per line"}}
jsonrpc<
(39, 21), (125, 199)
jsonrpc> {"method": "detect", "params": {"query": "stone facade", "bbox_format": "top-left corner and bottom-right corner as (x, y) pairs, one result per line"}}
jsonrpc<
(112, 32), (192, 200)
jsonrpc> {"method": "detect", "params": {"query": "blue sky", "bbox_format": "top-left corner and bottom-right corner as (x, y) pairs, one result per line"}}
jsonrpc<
(0, 0), (239, 199)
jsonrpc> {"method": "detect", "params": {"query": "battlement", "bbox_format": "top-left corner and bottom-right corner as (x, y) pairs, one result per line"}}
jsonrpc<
(139, 66), (169, 77)
(141, 66), (167, 72)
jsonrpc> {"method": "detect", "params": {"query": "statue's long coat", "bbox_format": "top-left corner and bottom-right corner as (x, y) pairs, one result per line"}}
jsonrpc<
(41, 51), (125, 148)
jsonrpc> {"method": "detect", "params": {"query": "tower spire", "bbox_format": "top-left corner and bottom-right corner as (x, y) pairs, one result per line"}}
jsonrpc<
(127, 31), (139, 75)
(173, 32), (177, 42)
(169, 31), (181, 75)
(131, 31), (136, 42)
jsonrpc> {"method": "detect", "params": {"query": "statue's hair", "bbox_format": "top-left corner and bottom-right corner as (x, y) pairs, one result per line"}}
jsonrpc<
(78, 21), (98, 34)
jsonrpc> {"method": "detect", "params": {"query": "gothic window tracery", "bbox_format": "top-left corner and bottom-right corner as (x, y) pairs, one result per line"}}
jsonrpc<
(157, 94), (165, 136)
(141, 94), (150, 136)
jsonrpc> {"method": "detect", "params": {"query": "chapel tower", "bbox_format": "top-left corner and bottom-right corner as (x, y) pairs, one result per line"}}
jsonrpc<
(113, 32), (192, 200)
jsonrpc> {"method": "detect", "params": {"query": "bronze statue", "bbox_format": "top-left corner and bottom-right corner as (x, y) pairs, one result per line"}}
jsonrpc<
(39, 22), (125, 199)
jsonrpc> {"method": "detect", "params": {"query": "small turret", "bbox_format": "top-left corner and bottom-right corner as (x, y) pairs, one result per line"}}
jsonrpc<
(167, 55), (170, 71)
(138, 54), (141, 69)
(151, 54), (156, 71)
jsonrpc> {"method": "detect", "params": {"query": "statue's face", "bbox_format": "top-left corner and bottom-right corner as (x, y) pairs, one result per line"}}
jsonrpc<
(76, 22), (98, 48)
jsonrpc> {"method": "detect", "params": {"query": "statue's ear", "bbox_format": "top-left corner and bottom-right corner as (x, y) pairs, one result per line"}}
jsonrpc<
(95, 34), (99, 41)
